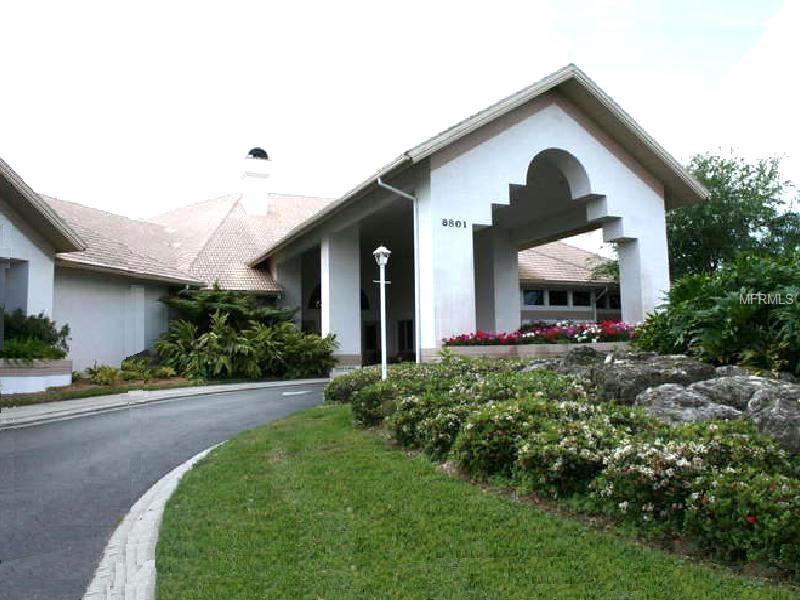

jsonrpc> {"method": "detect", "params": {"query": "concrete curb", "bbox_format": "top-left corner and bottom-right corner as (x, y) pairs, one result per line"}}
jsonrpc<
(0, 379), (329, 430)
(83, 443), (223, 600)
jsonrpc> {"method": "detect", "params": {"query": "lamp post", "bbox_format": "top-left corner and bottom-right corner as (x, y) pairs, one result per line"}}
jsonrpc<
(373, 245), (391, 381)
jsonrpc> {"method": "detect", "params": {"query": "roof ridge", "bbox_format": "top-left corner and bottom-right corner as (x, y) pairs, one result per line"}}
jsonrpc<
(188, 197), (245, 274)
(148, 193), (241, 220)
(44, 195), (165, 229)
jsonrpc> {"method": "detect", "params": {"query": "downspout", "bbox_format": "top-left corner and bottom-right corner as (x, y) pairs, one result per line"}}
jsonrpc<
(376, 177), (421, 364)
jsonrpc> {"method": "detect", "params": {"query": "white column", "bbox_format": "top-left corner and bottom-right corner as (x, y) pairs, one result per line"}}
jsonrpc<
(320, 224), (362, 367)
(474, 227), (521, 333)
(617, 235), (670, 323)
(274, 254), (303, 327)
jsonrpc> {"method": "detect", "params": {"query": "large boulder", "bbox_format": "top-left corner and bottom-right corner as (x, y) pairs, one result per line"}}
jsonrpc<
(590, 354), (716, 404)
(688, 376), (784, 411)
(635, 384), (743, 424)
(747, 386), (800, 453)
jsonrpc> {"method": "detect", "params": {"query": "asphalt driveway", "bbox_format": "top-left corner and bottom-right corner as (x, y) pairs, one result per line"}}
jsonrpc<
(0, 383), (324, 600)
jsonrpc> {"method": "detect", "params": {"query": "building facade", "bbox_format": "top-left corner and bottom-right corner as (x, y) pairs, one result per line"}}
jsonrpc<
(1, 65), (705, 372)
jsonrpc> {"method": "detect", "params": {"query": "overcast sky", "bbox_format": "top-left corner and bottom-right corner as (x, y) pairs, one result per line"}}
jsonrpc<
(1, 0), (797, 255)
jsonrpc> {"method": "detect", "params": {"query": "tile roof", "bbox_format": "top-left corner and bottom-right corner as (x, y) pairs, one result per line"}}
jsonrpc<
(150, 193), (333, 292)
(44, 196), (200, 284)
(518, 241), (614, 285)
(44, 193), (611, 291)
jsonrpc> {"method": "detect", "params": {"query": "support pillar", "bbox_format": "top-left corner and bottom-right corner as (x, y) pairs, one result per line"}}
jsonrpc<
(321, 224), (362, 368)
(474, 226), (521, 333)
(616, 235), (670, 323)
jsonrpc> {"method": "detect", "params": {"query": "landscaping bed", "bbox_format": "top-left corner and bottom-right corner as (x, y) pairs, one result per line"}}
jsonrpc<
(156, 405), (796, 599)
(324, 353), (800, 583)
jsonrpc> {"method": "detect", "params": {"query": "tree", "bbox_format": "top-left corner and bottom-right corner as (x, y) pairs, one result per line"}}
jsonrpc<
(667, 153), (798, 278)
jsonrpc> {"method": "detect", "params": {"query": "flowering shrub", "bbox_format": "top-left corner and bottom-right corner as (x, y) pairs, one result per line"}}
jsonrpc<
(684, 470), (800, 572)
(592, 421), (795, 529)
(453, 397), (601, 478)
(443, 321), (634, 346)
(324, 367), (381, 404)
(514, 414), (633, 498)
(351, 381), (399, 426)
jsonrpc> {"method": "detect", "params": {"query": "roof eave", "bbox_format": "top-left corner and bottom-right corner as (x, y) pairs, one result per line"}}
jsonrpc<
(0, 158), (86, 253)
(55, 257), (202, 286)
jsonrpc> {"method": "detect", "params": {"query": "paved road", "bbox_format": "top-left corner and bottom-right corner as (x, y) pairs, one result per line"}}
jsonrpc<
(0, 384), (324, 600)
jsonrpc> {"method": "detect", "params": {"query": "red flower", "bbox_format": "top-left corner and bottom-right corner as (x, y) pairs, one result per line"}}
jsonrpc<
(744, 514), (758, 525)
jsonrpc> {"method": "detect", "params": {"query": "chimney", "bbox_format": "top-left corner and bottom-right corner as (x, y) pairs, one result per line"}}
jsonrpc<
(240, 147), (271, 214)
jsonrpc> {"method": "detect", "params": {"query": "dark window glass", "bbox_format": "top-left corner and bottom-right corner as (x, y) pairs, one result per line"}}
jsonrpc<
(609, 293), (621, 309)
(361, 290), (370, 311)
(523, 289), (545, 306)
(572, 290), (591, 306)
(307, 285), (321, 309)
(397, 320), (414, 352)
(549, 290), (568, 306)
(364, 324), (377, 351)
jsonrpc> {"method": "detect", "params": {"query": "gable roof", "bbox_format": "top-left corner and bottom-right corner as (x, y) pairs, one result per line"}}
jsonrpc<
(0, 157), (84, 252)
(518, 241), (614, 285)
(252, 63), (707, 265)
(45, 196), (201, 284)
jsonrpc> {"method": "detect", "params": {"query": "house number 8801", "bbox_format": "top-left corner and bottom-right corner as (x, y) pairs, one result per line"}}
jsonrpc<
(442, 218), (468, 228)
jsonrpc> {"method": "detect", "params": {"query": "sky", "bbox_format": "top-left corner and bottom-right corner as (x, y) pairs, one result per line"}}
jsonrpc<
(0, 0), (797, 255)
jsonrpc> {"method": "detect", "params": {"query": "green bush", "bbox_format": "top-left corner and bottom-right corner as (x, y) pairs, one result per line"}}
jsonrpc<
(684, 470), (800, 573)
(351, 381), (399, 426)
(155, 312), (336, 380)
(591, 421), (794, 530)
(633, 253), (800, 373)
(324, 367), (381, 404)
(514, 414), (632, 498)
(0, 337), (67, 360)
(86, 364), (121, 386)
(153, 366), (177, 379)
(121, 357), (153, 381)
(3, 309), (69, 352)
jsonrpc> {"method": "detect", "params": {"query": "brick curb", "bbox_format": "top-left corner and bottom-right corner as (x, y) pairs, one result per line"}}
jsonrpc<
(0, 379), (329, 430)
(83, 443), (222, 600)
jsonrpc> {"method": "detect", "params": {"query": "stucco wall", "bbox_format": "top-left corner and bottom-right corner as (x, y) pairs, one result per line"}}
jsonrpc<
(53, 267), (170, 370)
(1, 198), (56, 316)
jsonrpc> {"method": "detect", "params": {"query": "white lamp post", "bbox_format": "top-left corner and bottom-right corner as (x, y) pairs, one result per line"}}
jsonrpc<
(373, 245), (391, 380)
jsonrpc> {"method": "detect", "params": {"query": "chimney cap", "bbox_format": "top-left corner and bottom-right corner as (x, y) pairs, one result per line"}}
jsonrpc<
(247, 147), (269, 160)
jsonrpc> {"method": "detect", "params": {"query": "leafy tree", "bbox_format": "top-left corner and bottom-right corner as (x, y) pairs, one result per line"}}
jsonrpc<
(668, 153), (798, 278)
(160, 285), (295, 332)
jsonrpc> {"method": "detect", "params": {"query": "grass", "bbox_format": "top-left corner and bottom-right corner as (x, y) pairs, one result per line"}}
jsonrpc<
(156, 405), (797, 599)
(0, 378), (195, 408)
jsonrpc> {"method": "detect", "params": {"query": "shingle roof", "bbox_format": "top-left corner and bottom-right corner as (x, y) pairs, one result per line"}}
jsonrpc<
(518, 241), (614, 285)
(44, 197), (200, 284)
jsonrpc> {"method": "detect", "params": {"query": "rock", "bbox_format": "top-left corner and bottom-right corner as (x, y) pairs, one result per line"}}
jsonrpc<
(689, 376), (783, 411)
(715, 365), (751, 377)
(519, 358), (563, 373)
(590, 354), (717, 404)
(635, 384), (743, 424)
(562, 346), (606, 367)
(747, 386), (800, 453)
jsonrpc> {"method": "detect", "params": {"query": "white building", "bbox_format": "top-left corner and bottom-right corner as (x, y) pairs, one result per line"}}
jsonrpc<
(1, 65), (705, 372)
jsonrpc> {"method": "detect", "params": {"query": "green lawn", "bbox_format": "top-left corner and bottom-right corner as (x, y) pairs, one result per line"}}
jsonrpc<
(156, 405), (796, 599)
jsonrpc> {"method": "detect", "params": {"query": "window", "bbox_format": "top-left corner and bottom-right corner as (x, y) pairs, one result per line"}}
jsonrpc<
(523, 289), (545, 306)
(572, 290), (591, 306)
(548, 290), (568, 306)
(397, 320), (414, 353)
(608, 292), (621, 309)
